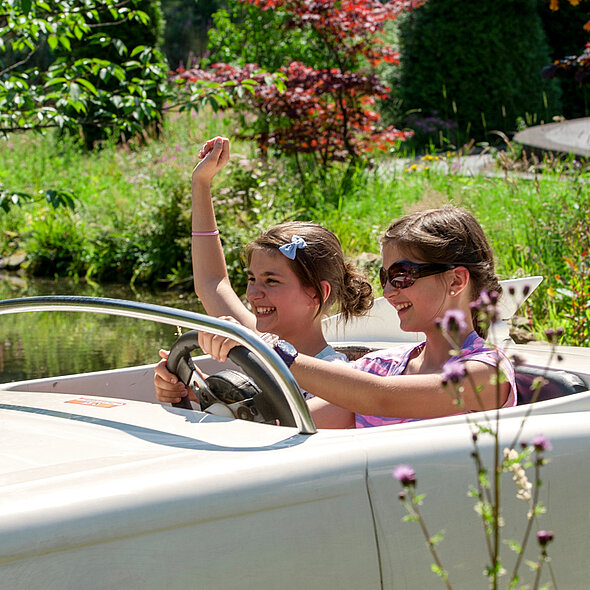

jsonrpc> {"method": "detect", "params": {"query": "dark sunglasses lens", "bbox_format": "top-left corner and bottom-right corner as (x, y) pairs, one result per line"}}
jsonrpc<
(382, 262), (414, 289)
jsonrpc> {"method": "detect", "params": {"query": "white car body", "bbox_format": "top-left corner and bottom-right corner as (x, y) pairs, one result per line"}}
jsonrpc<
(1, 280), (589, 589)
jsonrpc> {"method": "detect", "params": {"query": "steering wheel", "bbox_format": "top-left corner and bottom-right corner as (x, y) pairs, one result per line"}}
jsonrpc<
(166, 330), (297, 427)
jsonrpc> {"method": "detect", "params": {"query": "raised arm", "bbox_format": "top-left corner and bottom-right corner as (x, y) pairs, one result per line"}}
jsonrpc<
(191, 137), (256, 330)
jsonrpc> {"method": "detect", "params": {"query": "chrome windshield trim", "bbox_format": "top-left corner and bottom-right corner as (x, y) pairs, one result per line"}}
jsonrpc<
(0, 296), (316, 434)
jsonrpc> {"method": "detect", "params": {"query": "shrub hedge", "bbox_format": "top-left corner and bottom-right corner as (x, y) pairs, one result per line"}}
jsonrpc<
(393, 0), (562, 146)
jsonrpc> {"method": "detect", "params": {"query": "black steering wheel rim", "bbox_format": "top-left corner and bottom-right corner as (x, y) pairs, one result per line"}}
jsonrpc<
(166, 330), (298, 427)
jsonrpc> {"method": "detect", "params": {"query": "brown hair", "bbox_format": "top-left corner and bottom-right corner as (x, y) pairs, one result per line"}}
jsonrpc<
(246, 221), (373, 322)
(382, 206), (502, 337)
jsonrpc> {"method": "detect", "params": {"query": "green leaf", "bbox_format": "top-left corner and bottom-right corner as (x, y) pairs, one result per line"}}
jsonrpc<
(504, 540), (522, 554)
(60, 36), (71, 52)
(47, 34), (58, 51)
(69, 83), (82, 102)
(430, 564), (448, 580)
(44, 189), (77, 210)
(76, 78), (98, 96)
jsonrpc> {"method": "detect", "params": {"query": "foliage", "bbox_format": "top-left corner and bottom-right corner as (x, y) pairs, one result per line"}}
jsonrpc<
(194, 0), (423, 169)
(394, 302), (560, 589)
(392, 0), (562, 148)
(174, 61), (410, 167)
(161, 0), (224, 69)
(0, 0), (170, 146)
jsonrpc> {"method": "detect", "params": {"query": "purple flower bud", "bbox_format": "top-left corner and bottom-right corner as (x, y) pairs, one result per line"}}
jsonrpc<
(531, 434), (552, 452)
(393, 464), (417, 487)
(398, 491), (407, 501)
(537, 530), (554, 547)
(489, 291), (499, 304)
(442, 359), (466, 384)
(439, 309), (468, 335)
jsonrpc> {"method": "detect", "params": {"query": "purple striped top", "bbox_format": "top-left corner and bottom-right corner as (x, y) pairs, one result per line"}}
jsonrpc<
(353, 332), (517, 428)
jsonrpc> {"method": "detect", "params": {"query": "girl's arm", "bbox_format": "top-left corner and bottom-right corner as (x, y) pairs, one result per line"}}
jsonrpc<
(191, 137), (256, 331)
(196, 332), (511, 420)
(289, 355), (510, 418)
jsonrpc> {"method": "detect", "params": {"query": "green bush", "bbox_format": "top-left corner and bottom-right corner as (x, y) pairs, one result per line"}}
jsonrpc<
(391, 0), (562, 147)
(52, 0), (169, 148)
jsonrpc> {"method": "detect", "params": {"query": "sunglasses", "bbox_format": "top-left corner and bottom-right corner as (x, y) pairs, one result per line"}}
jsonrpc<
(379, 260), (457, 290)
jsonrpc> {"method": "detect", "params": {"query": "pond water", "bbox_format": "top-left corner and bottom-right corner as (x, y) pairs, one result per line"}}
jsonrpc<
(0, 272), (205, 383)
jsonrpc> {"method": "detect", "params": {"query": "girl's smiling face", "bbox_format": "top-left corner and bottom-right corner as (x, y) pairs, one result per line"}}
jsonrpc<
(246, 249), (321, 340)
(381, 243), (451, 335)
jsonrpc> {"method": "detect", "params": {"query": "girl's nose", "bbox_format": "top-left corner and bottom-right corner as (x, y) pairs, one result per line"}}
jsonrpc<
(247, 281), (263, 299)
(382, 282), (400, 298)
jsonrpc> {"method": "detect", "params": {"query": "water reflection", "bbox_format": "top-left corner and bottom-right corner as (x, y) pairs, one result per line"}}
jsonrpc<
(0, 273), (205, 382)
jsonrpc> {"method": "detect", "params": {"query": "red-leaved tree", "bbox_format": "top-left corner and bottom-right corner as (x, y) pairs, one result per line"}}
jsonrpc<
(173, 0), (424, 168)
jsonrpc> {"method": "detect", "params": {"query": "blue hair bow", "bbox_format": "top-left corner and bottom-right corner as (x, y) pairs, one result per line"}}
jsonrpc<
(279, 235), (307, 260)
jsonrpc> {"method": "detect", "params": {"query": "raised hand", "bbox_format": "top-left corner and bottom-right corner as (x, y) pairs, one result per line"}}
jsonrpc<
(192, 136), (230, 185)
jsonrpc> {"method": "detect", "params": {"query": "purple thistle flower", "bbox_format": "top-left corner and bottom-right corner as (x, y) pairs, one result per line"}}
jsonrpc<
(536, 530), (555, 547)
(439, 309), (468, 335)
(442, 359), (466, 384)
(393, 464), (417, 487)
(531, 434), (552, 452)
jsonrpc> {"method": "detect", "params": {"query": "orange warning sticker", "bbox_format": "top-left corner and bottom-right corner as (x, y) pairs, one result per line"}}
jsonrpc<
(66, 398), (126, 408)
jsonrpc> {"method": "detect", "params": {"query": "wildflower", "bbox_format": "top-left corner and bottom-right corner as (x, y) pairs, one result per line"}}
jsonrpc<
(439, 309), (468, 336)
(504, 447), (532, 501)
(531, 434), (552, 453)
(536, 530), (555, 547)
(442, 359), (466, 385)
(393, 464), (417, 487)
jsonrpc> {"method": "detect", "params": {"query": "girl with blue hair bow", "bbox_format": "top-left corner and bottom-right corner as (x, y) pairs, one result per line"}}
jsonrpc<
(154, 136), (373, 427)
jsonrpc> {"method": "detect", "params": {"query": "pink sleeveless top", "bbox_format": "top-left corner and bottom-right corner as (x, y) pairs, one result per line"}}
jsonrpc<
(353, 332), (517, 429)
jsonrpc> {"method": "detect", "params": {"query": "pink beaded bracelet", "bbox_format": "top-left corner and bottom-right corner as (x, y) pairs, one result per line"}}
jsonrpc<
(191, 229), (219, 236)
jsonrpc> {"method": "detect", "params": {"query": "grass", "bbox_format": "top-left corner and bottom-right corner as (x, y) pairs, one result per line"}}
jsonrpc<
(0, 110), (588, 345)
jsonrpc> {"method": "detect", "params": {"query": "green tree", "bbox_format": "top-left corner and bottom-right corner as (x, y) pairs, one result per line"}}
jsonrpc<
(391, 0), (562, 147)
(0, 0), (169, 147)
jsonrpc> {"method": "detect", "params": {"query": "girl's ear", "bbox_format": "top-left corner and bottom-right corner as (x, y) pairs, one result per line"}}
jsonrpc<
(307, 280), (332, 306)
(319, 280), (331, 304)
(449, 266), (470, 295)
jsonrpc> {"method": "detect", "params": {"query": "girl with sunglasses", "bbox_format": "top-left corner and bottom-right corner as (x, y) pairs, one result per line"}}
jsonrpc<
(200, 206), (517, 428)
(154, 137), (373, 427)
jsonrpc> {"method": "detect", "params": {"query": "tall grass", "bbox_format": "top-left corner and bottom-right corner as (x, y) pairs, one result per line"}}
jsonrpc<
(1, 112), (588, 345)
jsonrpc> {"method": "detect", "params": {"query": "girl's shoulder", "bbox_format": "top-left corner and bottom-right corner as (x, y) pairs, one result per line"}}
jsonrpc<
(353, 342), (422, 377)
(316, 345), (349, 363)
